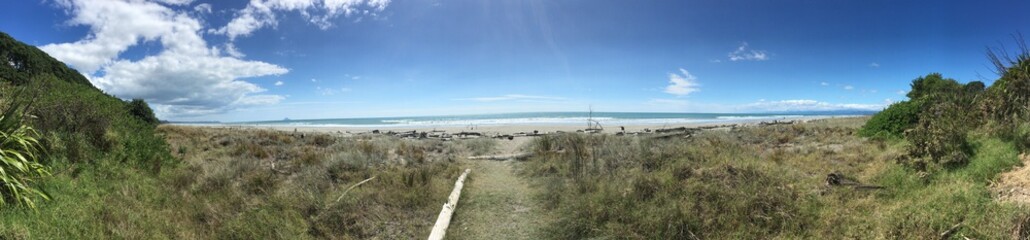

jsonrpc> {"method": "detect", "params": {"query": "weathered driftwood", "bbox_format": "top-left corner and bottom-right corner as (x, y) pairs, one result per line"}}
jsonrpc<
(651, 132), (695, 139)
(655, 126), (690, 133)
(428, 168), (471, 240)
(940, 219), (964, 239)
(456, 132), (482, 137)
(334, 176), (376, 204)
(759, 120), (797, 126)
(467, 152), (534, 161)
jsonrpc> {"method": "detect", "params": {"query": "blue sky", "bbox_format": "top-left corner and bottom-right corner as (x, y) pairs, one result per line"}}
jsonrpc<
(2, 0), (1029, 121)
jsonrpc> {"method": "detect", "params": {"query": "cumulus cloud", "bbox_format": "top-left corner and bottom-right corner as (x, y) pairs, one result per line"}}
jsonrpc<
(844, 85), (854, 90)
(275, 80), (284, 86)
(820, 82), (829, 86)
(664, 68), (700, 96)
(40, 0), (288, 118)
(728, 42), (769, 61)
(211, 0), (391, 40)
(869, 62), (880, 68)
(454, 94), (565, 102)
(743, 99), (883, 112)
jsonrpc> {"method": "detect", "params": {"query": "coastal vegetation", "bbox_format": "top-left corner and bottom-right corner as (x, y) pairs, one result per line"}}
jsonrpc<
(2, 28), (1030, 239)
(516, 42), (1030, 239)
(0, 31), (476, 238)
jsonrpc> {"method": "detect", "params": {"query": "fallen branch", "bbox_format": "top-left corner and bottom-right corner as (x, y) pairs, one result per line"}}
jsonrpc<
(467, 152), (534, 161)
(333, 176), (377, 204)
(314, 176), (377, 222)
(940, 219), (964, 239)
(428, 168), (472, 240)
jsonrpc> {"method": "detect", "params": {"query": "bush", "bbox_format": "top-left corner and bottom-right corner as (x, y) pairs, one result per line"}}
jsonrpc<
(859, 100), (923, 139)
(126, 99), (159, 126)
(905, 99), (974, 169)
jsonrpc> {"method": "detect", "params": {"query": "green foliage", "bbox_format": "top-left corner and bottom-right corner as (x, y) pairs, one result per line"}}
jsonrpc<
(864, 73), (984, 170)
(858, 100), (922, 139)
(19, 75), (172, 170)
(126, 99), (159, 126)
(526, 123), (1027, 239)
(0, 96), (50, 209)
(981, 45), (1030, 146)
(875, 138), (1023, 239)
(905, 100), (975, 168)
(0, 32), (92, 87)
(907, 73), (964, 100)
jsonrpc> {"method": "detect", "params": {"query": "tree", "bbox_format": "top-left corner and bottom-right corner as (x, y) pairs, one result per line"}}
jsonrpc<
(127, 98), (159, 125)
(907, 73), (963, 100)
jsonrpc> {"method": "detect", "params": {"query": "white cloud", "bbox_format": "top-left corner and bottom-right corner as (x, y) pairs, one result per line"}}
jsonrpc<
(743, 99), (883, 112)
(869, 62), (880, 68)
(153, 0), (194, 5)
(844, 85), (854, 90)
(664, 68), (700, 96)
(211, 0), (391, 40)
(40, 0), (288, 118)
(897, 90), (907, 95)
(454, 94), (565, 102)
(728, 42), (769, 61)
(223, 43), (245, 58)
(275, 80), (284, 86)
(193, 3), (212, 14)
(820, 82), (829, 86)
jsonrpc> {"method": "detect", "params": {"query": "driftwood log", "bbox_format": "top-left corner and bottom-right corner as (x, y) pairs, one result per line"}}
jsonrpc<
(427, 169), (471, 240)
(468, 152), (534, 161)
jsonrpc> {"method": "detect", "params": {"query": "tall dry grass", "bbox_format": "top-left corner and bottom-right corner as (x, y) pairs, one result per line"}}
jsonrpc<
(0, 126), (483, 239)
(520, 118), (1029, 239)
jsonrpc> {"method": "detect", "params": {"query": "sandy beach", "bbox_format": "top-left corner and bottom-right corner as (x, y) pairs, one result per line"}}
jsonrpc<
(199, 115), (852, 136)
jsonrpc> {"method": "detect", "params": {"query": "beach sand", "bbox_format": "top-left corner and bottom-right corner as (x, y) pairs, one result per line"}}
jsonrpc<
(198, 115), (847, 136)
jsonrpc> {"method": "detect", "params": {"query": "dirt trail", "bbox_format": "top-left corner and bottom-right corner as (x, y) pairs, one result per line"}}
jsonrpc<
(448, 137), (547, 239)
(995, 153), (1030, 204)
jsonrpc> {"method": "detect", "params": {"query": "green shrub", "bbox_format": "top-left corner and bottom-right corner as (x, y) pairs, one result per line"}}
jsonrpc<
(126, 99), (159, 126)
(859, 100), (922, 139)
(907, 73), (964, 100)
(905, 100), (974, 169)
(16, 75), (172, 170)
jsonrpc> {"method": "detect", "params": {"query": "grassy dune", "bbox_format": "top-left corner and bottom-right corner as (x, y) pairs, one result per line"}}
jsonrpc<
(519, 118), (1030, 239)
(0, 126), (498, 239)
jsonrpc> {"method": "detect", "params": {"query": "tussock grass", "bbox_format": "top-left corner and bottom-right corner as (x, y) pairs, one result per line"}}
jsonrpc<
(521, 118), (1029, 239)
(0, 126), (477, 239)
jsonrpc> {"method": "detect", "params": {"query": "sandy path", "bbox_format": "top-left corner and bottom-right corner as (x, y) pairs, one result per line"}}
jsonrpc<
(448, 137), (546, 239)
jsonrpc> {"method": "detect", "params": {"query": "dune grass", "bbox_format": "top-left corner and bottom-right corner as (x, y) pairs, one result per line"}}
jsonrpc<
(519, 118), (1030, 239)
(0, 126), (496, 239)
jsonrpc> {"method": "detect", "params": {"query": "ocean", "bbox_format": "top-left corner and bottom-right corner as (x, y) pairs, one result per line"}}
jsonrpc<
(230, 112), (866, 128)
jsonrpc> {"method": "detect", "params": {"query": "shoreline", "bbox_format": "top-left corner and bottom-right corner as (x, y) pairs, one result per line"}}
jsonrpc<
(172, 115), (862, 136)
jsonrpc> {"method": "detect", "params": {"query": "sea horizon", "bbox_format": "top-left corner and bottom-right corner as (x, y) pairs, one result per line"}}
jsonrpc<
(195, 111), (875, 128)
